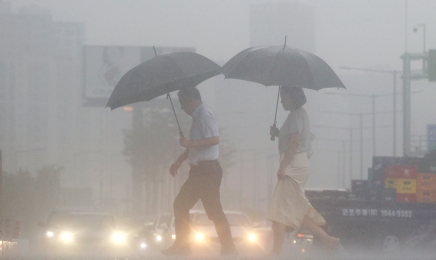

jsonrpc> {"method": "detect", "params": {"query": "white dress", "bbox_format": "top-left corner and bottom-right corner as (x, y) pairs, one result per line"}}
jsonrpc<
(266, 108), (325, 229)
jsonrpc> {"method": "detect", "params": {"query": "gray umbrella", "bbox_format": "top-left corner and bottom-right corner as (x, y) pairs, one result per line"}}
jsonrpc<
(221, 43), (345, 140)
(221, 45), (345, 90)
(107, 51), (221, 136)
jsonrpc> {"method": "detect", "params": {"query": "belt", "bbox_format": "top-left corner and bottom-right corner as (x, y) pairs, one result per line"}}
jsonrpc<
(190, 160), (219, 167)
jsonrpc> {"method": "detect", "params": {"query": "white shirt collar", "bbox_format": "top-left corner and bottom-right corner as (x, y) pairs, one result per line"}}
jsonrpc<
(191, 103), (204, 118)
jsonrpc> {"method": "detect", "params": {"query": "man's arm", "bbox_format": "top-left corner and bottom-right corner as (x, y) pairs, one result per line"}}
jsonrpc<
(169, 149), (189, 177)
(177, 148), (189, 162)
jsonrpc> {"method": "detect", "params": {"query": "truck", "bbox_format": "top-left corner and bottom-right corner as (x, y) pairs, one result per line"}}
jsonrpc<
(304, 151), (436, 254)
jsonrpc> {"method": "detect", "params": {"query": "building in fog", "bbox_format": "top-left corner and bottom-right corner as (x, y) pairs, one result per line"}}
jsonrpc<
(0, 3), (83, 175)
(0, 3), (133, 211)
(250, 2), (316, 52)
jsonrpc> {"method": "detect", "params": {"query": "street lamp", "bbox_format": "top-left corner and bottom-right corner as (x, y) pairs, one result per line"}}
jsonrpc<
(413, 24), (426, 71)
(340, 67), (399, 156)
(318, 112), (367, 179)
(313, 125), (368, 184)
(318, 112), (390, 179)
(324, 91), (393, 156)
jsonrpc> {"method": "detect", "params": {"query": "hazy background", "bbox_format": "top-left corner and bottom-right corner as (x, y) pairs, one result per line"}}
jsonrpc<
(7, 0), (436, 66)
(1, 0), (435, 234)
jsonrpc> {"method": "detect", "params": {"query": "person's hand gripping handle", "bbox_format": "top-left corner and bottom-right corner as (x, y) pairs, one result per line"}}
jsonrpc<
(270, 124), (279, 141)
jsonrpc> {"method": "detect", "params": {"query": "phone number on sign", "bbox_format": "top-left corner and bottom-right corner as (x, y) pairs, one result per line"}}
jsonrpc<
(380, 209), (412, 218)
(341, 209), (413, 218)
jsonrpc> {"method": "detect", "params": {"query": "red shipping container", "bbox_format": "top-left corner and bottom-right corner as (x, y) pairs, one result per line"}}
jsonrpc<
(417, 190), (436, 203)
(385, 165), (418, 179)
(417, 173), (436, 191)
(397, 194), (417, 202)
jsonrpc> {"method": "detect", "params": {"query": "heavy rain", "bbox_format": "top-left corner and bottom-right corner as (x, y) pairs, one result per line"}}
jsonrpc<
(0, 1), (436, 259)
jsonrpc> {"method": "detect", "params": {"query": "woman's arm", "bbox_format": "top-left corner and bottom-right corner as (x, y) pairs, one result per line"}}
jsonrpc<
(277, 132), (301, 178)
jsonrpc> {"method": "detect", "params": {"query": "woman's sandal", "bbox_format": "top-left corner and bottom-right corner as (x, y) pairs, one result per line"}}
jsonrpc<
(326, 237), (341, 253)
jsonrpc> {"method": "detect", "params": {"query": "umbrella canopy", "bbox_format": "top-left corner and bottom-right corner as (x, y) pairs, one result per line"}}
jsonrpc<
(106, 52), (221, 110)
(221, 45), (345, 90)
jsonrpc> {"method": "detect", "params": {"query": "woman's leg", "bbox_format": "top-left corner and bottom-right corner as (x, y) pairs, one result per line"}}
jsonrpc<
(271, 221), (288, 255)
(300, 215), (339, 249)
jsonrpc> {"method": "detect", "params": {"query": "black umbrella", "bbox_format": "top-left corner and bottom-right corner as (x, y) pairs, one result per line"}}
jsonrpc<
(221, 39), (346, 139)
(221, 44), (345, 90)
(107, 49), (221, 136)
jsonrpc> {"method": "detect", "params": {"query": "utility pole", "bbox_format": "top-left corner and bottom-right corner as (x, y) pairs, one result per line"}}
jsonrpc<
(318, 112), (390, 179)
(402, 23), (431, 156)
(340, 67), (400, 156)
(313, 125), (362, 186)
(401, 52), (428, 156)
(326, 90), (395, 156)
(318, 112), (368, 179)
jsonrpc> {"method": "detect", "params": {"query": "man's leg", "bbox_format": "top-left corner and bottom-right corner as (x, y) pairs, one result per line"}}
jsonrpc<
(172, 174), (201, 247)
(199, 164), (236, 254)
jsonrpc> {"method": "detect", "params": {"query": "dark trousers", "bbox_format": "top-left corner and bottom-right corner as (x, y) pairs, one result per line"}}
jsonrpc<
(173, 161), (235, 250)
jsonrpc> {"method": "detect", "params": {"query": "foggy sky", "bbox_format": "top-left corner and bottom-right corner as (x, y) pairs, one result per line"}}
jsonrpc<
(9, 0), (436, 69)
(6, 0), (436, 190)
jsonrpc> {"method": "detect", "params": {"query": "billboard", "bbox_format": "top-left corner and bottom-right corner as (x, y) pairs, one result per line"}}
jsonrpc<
(83, 45), (195, 105)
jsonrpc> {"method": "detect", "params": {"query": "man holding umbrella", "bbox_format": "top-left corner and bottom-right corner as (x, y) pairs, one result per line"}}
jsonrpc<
(162, 87), (238, 257)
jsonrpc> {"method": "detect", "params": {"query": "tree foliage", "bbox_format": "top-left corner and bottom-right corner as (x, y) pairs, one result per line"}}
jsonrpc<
(1, 164), (63, 238)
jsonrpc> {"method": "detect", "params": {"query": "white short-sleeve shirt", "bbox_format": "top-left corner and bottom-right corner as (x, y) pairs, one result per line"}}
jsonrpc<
(188, 103), (219, 165)
(278, 108), (311, 155)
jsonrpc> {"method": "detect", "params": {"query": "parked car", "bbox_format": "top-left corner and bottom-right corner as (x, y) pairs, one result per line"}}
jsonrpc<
(191, 210), (268, 254)
(149, 210), (270, 255)
(147, 213), (176, 252)
(39, 210), (142, 257)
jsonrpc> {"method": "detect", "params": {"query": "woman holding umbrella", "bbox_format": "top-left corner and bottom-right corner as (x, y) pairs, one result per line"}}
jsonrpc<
(267, 86), (340, 256)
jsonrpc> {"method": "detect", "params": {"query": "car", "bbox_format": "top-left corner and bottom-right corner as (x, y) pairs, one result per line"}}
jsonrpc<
(130, 220), (154, 255)
(39, 210), (141, 257)
(190, 210), (265, 254)
(149, 210), (269, 255)
(147, 213), (176, 252)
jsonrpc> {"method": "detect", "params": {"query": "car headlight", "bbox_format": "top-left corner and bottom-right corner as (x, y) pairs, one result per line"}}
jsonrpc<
(140, 242), (147, 249)
(112, 232), (126, 244)
(60, 232), (73, 243)
(171, 234), (176, 240)
(155, 235), (162, 242)
(248, 233), (257, 242)
(46, 231), (54, 238)
(195, 233), (205, 242)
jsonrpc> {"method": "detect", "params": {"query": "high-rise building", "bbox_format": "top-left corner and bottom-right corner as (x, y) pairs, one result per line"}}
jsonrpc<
(0, 4), (83, 174)
(0, 3), (136, 211)
(250, 2), (316, 52)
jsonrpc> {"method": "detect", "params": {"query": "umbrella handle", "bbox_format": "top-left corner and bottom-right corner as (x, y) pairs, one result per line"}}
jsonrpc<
(167, 93), (184, 137)
(270, 123), (277, 141)
(270, 86), (281, 141)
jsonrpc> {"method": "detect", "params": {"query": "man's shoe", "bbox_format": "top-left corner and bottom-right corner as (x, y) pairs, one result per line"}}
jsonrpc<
(219, 248), (239, 257)
(161, 244), (192, 257)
